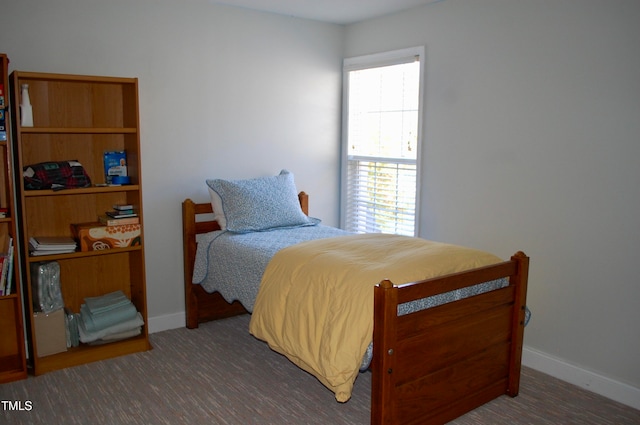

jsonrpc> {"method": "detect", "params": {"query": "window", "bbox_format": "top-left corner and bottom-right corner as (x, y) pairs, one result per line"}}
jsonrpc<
(340, 47), (424, 236)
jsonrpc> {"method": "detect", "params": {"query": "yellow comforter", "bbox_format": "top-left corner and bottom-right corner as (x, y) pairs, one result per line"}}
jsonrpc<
(249, 233), (502, 402)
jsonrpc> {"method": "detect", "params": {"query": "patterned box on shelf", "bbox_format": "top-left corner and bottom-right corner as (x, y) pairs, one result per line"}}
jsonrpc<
(71, 222), (141, 252)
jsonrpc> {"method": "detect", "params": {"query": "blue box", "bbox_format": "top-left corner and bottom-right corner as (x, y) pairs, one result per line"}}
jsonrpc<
(103, 151), (127, 184)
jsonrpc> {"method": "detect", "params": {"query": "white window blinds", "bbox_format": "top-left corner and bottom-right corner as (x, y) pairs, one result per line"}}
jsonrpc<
(341, 48), (423, 236)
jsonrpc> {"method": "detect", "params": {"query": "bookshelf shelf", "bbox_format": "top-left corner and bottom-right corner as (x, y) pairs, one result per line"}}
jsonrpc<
(10, 70), (150, 375)
(26, 334), (149, 375)
(25, 245), (142, 263)
(23, 185), (140, 197)
(19, 127), (137, 134)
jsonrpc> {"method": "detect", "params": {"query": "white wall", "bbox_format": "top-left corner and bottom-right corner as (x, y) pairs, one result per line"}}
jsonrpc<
(345, 0), (640, 408)
(0, 0), (344, 328)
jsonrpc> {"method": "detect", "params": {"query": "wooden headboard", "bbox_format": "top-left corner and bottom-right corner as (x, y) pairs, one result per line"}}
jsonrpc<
(182, 191), (309, 328)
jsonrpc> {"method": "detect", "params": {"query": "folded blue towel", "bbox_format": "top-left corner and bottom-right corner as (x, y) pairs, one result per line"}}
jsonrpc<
(78, 312), (144, 343)
(88, 328), (143, 346)
(80, 302), (138, 333)
(84, 290), (132, 315)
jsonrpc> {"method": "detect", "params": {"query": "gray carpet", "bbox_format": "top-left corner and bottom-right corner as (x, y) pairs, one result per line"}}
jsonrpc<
(1, 314), (639, 424)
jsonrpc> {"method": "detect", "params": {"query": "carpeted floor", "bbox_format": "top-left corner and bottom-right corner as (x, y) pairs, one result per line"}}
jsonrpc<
(1, 314), (638, 424)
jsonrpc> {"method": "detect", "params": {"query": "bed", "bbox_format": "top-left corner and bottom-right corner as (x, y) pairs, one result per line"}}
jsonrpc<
(182, 172), (529, 425)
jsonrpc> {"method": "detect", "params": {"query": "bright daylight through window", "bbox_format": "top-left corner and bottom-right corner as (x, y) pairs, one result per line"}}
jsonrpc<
(341, 47), (423, 236)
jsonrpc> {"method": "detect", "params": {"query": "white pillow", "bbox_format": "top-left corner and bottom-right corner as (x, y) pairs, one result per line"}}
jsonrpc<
(208, 186), (227, 230)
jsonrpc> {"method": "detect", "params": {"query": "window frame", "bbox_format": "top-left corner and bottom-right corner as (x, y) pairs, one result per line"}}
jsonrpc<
(340, 46), (425, 236)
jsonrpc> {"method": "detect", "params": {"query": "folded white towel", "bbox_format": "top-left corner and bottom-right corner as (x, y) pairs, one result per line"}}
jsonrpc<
(88, 327), (142, 345)
(78, 312), (144, 343)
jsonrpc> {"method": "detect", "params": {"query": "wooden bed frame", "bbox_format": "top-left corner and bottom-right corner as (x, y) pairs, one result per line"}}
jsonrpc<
(182, 193), (529, 425)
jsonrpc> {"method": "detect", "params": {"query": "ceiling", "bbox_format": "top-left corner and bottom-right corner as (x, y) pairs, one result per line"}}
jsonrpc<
(209, 0), (444, 25)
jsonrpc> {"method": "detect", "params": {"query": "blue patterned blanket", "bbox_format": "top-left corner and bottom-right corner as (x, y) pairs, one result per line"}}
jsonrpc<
(192, 224), (349, 311)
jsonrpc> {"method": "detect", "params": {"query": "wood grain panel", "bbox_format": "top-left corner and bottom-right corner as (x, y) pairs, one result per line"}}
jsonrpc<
(394, 304), (513, 383)
(55, 253), (132, 312)
(0, 299), (19, 358)
(395, 342), (510, 424)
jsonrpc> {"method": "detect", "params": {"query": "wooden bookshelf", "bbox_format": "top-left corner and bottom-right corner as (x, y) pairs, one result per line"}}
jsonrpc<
(10, 71), (151, 375)
(0, 53), (27, 383)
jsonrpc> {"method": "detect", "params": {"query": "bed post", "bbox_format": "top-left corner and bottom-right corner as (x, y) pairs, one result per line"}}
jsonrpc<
(507, 251), (529, 396)
(298, 191), (309, 215)
(183, 199), (200, 329)
(371, 279), (398, 425)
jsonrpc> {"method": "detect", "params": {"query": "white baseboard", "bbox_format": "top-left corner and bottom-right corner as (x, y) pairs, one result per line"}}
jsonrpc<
(148, 312), (185, 334)
(147, 316), (640, 411)
(522, 346), (640, 410)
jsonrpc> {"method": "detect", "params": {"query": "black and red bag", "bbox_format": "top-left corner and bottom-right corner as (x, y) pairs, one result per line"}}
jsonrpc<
(23, 160), (91, 190)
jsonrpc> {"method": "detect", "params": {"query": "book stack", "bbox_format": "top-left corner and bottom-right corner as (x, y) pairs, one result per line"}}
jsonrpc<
(29, 236), (77, 256)
(0, 236), (14, 296)
(100, 204), (139, 226)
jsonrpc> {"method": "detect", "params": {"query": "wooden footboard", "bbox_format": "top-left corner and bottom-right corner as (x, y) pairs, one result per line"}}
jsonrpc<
(182, 196), (529, 425)
(371, 252), (529, 425)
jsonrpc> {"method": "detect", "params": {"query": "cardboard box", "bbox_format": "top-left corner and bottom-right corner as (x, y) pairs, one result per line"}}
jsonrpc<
(33, 309), (68, 357)
(71, 222), (141, 251)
